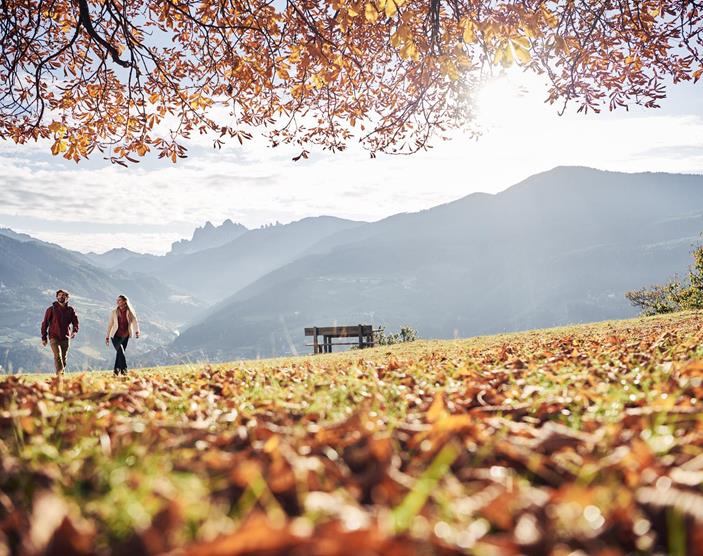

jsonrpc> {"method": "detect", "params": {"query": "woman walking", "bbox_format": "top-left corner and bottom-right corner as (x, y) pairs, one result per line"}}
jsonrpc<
(106, 295), (140, 376)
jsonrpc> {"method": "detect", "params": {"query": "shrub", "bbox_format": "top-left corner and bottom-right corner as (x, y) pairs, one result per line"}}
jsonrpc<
(375, 326), (418, 346)
(626, 244), (703, 315)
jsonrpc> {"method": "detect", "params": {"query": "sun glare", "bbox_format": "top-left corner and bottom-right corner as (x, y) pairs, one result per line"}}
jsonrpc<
(474, 72), (548, 130)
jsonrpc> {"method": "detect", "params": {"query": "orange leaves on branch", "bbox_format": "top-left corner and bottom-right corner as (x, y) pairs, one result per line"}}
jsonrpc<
(1, 0), (701, 163)
(363, 0), (406, 20)
(390, 24), (420, 61)
(461, 18), (477, 43)
(553, 35), (571, 55)
(189, 93), (213, 110)
(439, 57), (460, 80)
(510, 36), (532, 65)
(50, 138), (68, 156)
(135, 142), (149, 156)
(47, 121), (66, 135)
(381, 0), (405, 19)
(364, 3), (380, 23)
(541, 6), (559, 29)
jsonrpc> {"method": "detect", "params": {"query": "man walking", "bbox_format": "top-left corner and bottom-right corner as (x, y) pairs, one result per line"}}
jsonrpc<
(41, 289), (79, 375)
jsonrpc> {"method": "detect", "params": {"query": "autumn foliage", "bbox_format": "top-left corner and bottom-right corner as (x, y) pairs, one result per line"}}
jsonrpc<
(0, 0), (701, 163)
(2, 311), (703, 554)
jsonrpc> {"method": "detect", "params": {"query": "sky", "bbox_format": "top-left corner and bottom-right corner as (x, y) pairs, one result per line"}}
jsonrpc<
(1, 70), (701, 254)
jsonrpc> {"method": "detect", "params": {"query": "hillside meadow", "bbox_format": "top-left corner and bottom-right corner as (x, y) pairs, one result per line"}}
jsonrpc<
(1, 312), (703, 555)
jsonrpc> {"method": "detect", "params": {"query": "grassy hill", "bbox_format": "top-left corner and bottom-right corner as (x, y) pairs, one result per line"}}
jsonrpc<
(1, 311), (703, 555)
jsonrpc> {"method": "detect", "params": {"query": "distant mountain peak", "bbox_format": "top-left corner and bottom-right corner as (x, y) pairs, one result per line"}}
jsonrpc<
(0, 227), (36, 243)
(82, 247), (147, 268)
(170, 219), (248, 256)
(88, 247), (134, 256)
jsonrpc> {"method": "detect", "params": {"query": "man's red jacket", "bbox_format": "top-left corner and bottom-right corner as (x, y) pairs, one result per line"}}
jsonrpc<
(41, 302), (79, 341)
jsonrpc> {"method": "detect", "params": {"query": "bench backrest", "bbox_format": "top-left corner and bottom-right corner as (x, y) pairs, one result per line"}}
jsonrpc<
(305, 325), (373, 337)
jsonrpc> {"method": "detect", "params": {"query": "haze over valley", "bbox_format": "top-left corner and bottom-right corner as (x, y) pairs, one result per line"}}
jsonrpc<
(2, 166), (702, 372)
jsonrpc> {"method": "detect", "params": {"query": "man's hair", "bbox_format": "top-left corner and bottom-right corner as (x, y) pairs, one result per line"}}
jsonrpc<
(55, 289), (69, 297)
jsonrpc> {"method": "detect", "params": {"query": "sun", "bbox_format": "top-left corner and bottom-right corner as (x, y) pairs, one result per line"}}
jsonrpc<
(474, 72), (548, 130)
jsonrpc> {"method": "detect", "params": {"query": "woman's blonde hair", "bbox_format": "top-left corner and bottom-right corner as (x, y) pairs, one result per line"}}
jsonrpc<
(117, 295), (137, 318)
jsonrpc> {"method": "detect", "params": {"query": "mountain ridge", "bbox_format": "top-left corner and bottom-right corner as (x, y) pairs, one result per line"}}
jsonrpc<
(3, 166), (703, 370)
(165, 166), (703, 362)
(122, 215), (366, 303)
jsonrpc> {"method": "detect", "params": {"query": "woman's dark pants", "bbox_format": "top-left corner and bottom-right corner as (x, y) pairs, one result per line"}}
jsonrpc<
(111, 336), (129, 374)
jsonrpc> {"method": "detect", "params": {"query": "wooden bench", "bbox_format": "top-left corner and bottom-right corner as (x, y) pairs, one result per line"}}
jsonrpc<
(305, 325), (375, 354)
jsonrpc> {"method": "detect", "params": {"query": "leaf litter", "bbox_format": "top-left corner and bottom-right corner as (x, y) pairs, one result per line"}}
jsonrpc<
(1, 311), (703, 555)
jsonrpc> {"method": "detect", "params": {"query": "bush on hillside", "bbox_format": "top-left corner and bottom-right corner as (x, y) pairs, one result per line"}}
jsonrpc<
(626, 244), (703, 315)
(374, 326), (418, 346)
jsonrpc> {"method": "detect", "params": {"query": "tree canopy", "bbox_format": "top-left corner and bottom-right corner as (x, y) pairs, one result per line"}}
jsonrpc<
(1, 0), (701, 164)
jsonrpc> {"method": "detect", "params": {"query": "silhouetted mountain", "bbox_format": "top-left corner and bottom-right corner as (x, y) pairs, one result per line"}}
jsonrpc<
(115, 252), (163, 274)
(169, 167), (703, 361)
(170, 219), (248, 255)
(121, 216), (364, 303)
(0, 228), (34, 243)
(0, 234), (203, 373)
(97, 221), (249, 274)
(84, 248), (145, 268)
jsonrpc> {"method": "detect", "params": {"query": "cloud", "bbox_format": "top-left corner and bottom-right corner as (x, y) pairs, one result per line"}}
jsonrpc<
(633, 145), (703, 160)
(1, 75), (702, 254)
(21, 230), (184, 255)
